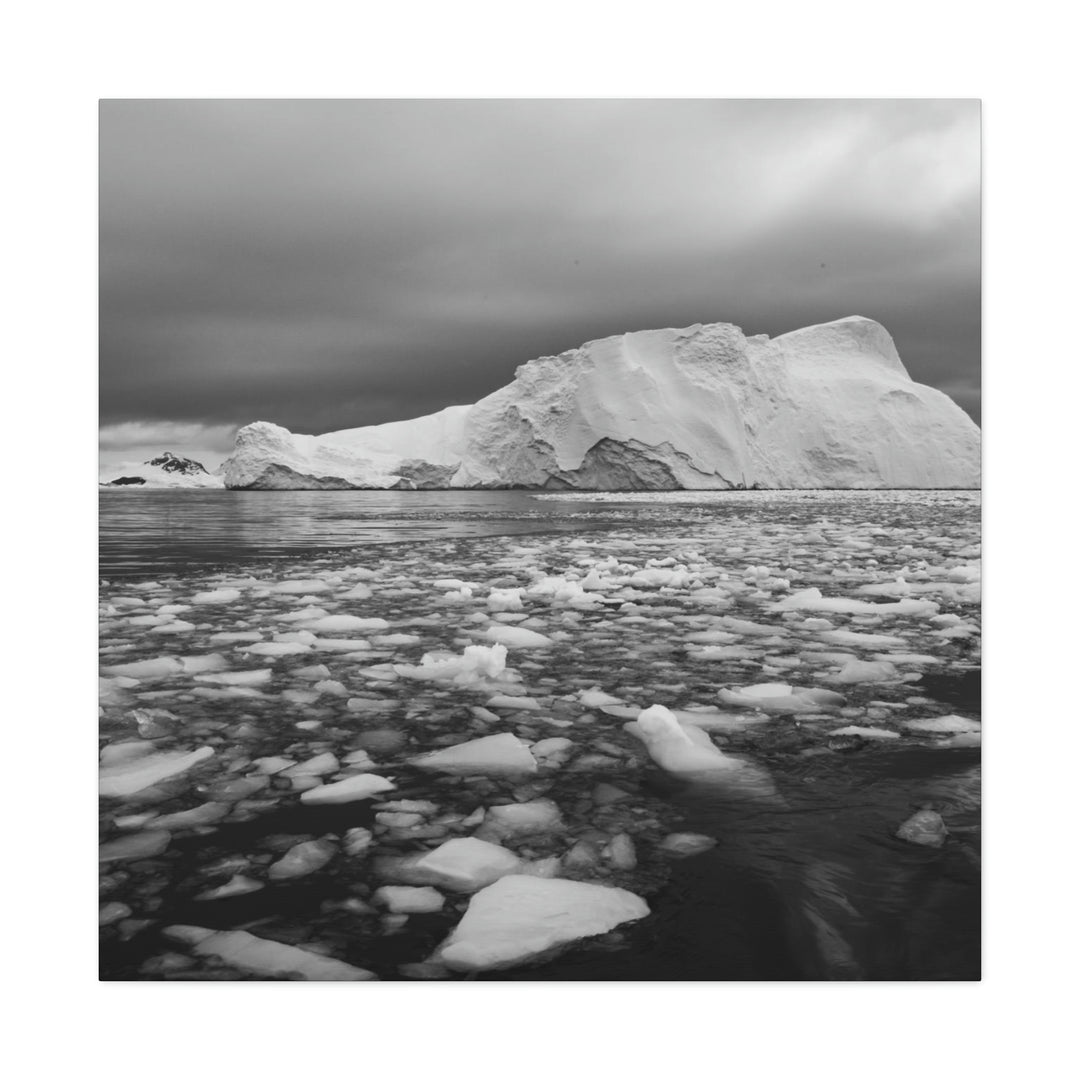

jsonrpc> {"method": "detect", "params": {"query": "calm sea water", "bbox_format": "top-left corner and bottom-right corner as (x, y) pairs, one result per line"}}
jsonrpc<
(99, 489), (624, 579)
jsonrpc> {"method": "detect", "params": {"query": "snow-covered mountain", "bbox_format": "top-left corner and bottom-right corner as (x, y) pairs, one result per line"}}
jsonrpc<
(221, 316), (980, 490)
(99, 452), (225, 489)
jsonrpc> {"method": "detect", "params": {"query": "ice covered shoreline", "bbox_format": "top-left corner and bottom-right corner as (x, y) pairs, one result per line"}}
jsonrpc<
(99, 491), (980, 980)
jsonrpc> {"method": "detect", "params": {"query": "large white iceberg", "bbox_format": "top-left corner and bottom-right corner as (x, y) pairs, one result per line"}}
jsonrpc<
(221, 317), (980, 490)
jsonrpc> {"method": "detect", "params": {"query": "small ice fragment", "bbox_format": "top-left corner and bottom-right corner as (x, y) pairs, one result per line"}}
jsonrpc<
(240, 642), (312, 657)
(834, 660), (899, 684)
(281, 752), (339, 778)
(578, 687), (623, 708)
(99, 747), (215, 798)
(195, 875), (264, 901)
(300, 773), (396, 805)
(827, 726), (900, 740)
(658, 833), (718, 857)
(303, 615), (390, 634)
(483, 625), (554, 649)
(410, 837), (522, 893)
(410, 733), (538, 777)
(902, 715), (981, 734)
(194, 669), (273, 687)
(373, 886), (445, 914)
(896, 809), (948, 848)
(100, 830), (172, 862)
(268, 838), (336, 881)
(271, 579), (332, 594)
(102, 656), (183, 679)
(191, 588), (242, 604)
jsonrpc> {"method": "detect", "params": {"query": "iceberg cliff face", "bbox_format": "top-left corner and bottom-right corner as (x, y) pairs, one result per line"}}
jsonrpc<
(221, 317), (980, 490)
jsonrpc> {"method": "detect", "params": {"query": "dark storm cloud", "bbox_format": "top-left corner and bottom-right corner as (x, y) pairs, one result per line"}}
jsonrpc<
(100, 98), (981, 452)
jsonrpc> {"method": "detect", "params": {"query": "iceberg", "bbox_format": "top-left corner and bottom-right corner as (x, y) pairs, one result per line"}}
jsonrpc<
(221, 317), (980, 490)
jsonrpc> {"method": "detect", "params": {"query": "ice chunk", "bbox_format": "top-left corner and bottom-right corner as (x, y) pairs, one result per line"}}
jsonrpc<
(578, 687), (623, 708)
(771, 588), (938, 618)
(302, 615), (390, 634)
(895, 809), (948, 848)
(625, 705), (736, 774)
(300, 773), (396, 805)
(483, 625), (554, 649)
(270, 579), (332, 594)
(163, 925), (375, 980)
(903, 715), (981, 734)
(658, 832), (718, 858)
(268, 838), (336, 881)
(195, 875), (264, 901)
(395, 644), (509, 687)
(99, 830), (172, 862)
(179, 653), (229, 674)
(834, 660), (899, 684)
(410, 733), (538, 776)
(410, 837), (523, 893)
(827, 726), (901, 740)
(102, 656), (183, 679)
(487, 588), (524, 612)
(820, 629), (907, 648)
(240, 642), (312, 657)
(373, 886), (445, 914)
(193, 669), (273, 686)
(99, 747), (215, 798)
(282, 752), (339, 777)
(476, 799), (562, 839)
(431, 876), (648, 972)
(486, 694), (541, 711)
(191, 588), (242, 604)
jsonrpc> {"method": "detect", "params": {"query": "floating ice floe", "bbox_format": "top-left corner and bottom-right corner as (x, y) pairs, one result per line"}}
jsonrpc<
(902, 715), (981, 734)
(410, 732), (538, 776)
(99, 830), (172, 862)
(658, 833), (719, 857)
(239, 641), (311, 657)
(895, 809), (949, 848)
(407, 837), (523, 893)
(625, 705), (738, 774)
(483, 625), (554, 649)
(303, 615), (390, 634)
(373, 886), (445, 913)
(430, 875), (649, 973)
(268, 838), (336, 881)
(102, 656), (183, 679)
(394, 643), (510, 688)
(300, 773), (396, 805)
(476, 799), (562, 839)
(770, 587), (939, 618)
(487, 587), (524, 612)
(827, 726), (901, 740)
(191, 588), (242, 604)
(717, 683), (844, 713)
(193, 669), (273, 686)
(578, 687), (623, 708)
(834, 660), (899, 684)
(270, 579), (332, 594)
(99, 746), (215, 798)
(163, 925), (375, 980)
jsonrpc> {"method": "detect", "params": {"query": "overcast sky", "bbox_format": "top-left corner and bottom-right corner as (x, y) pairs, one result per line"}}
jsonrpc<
(100, 99), (980, 469)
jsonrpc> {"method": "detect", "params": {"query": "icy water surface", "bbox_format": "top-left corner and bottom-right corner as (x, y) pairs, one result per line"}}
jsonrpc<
(99, 490), (980, 980)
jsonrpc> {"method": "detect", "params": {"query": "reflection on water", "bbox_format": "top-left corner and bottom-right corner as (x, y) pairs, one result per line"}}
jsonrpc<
(100, 489), (619, 578)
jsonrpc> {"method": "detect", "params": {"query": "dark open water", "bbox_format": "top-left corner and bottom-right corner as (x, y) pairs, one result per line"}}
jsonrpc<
(99, 489), (980, 980)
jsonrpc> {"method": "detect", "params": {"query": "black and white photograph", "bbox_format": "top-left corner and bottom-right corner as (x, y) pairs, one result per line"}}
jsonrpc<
(96, 98), (985, 982)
